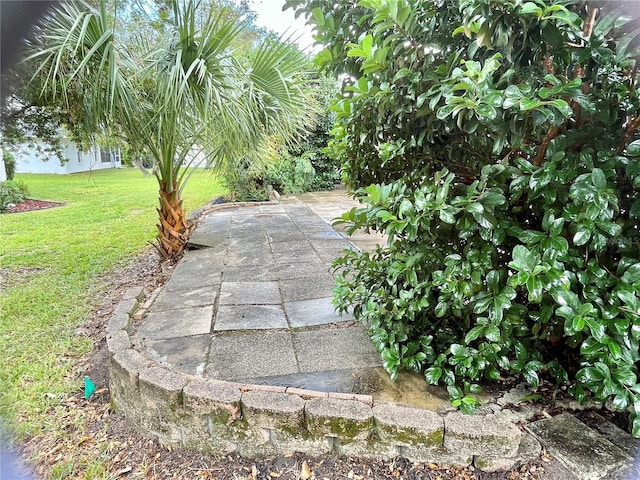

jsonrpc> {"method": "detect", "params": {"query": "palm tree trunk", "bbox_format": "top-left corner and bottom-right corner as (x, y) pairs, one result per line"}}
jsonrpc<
(156, 180), (190, 259)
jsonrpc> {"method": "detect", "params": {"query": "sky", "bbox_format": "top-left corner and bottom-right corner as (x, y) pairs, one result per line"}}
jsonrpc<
(249, 0), (318, 51)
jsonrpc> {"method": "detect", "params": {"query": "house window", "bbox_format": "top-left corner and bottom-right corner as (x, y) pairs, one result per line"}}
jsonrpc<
(100, 148), (112, 164)
(77, 150), (83, 165)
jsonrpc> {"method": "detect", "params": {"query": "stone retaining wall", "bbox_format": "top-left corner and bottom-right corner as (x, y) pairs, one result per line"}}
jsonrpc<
(107, 287), (538, 473)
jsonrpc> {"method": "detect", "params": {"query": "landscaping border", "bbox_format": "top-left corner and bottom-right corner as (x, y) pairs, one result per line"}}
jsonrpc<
(107, 286), (542, 473)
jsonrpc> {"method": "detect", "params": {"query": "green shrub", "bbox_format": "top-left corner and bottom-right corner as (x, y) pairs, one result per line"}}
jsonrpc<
(292, 108), (341, 191)
(264, 151), (316, 194)
(0, 180), (28, 211)
(222, 157), (269, 201)
(2, 149), (16, 180)
(289, 0), (640, 435)
(222, 75), (339, 200)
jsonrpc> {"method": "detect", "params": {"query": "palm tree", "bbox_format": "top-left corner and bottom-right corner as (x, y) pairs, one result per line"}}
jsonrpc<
(28, 0), (315, 258)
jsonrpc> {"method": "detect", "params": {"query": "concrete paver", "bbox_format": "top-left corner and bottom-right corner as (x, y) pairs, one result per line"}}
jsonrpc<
(164, 269), (221, 292)
(273, 251), (323, 265)
(240, 368), (367, 392)
(276, 261), (326, 279)
(285, 297), (349, 328)
(144, 334), (211, 376)
(280, 275), (335, 302)
(219, 281), (280, 305)
(224, 251), (274, 267)
(526, 413), (632, 480)
(149, 287), (217, 312)
(138, 192), (385, 387)
(139, 306), (213, 340)
(223, 264), (278, 282)
(215, 304), (287, 331)
(188, 230), (228, 248)
(293, 327), (382, 372)
(206, 331), (298, 380)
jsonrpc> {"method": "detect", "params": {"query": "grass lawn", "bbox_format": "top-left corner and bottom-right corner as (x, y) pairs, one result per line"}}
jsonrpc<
(0, 168), (225, 442)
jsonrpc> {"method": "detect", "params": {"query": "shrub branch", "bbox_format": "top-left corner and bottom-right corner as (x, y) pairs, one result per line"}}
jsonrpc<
(616, 114), (640, 154)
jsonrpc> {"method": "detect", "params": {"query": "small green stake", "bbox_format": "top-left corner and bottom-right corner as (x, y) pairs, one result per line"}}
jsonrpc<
(84, 376), (96, 400)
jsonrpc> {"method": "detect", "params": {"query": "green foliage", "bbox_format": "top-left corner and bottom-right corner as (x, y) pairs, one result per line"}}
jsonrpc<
(265, 151), (316, 194)
(0, 0), (267, 156)
(223, 157), (270, 201)
(289, 103), (342, 191)
(0, 180), (28, 211)
(225, 82), (340, 200)
(224, 150), (318, 200)
(2, 149), (16, 180)
(290, 0), (640, 434)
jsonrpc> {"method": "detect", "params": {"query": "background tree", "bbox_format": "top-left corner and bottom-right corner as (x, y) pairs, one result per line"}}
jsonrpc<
(224, 72), (341, 200)
(288, 0), (640, 436)
(29, 0), (316, 258)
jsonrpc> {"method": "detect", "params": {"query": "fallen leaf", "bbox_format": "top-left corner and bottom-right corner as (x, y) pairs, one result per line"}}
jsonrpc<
(300, 460), (313, 480)
(114, 465), (132, 477)
(269, 472), (281, 478)
(45, 444), (63, 457)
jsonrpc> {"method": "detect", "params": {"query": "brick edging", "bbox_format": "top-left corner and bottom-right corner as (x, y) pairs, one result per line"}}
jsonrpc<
(106, 287), (537, 473)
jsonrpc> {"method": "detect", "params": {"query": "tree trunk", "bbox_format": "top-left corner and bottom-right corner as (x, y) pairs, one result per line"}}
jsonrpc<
(155, 181), (191, 259)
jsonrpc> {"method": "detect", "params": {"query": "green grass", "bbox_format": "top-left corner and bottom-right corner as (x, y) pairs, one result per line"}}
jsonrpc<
(0, 168), (226, 440)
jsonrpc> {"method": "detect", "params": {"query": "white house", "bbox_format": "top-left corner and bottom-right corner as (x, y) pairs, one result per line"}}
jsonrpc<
(14, 137), (121, 174)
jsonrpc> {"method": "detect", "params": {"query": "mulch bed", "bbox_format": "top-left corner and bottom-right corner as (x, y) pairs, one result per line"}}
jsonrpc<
(4, 198), (66, 214)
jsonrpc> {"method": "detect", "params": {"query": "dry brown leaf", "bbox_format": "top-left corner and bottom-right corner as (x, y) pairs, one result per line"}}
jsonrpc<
(299, 460), (313, 480)
(45, 444), (63, 457)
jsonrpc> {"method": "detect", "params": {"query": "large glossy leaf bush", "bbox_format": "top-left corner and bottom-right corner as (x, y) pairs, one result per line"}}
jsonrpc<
(287, 0), (640, 435)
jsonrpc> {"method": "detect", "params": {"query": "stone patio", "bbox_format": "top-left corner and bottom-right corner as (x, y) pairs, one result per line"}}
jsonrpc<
(106, 190), (639, 478)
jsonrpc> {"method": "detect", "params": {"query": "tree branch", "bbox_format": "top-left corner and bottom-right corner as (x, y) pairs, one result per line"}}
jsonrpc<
(534, 126), (561, 167)
(537, 10), (599, 160)
(571, 7), (598, 127)
(616, 114), (640, 154)
(583, 6), (598, 38)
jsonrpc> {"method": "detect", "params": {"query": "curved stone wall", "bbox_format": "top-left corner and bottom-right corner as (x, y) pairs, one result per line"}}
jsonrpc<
(107, 286), (540, 473)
